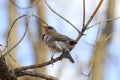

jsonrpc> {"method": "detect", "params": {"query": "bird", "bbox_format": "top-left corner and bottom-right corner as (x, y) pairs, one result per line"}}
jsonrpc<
(42, 26), (77, 63)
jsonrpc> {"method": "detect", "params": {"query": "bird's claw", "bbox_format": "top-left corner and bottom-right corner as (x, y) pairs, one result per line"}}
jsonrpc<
(50, 53), (55, 65)
(50, 56), (54, 60)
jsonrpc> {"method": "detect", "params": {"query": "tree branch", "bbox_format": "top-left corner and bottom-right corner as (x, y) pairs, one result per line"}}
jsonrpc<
(83, 0), (86, 27)
(0, 49), (17, 80)
(14, 56), (63, 72)
(32, 14), (48, 26)
(44, 0), (81, 34)
(15, 71), (59, 80)
(75, 0), (103, 42)
(4, 15), (29, 56)
(87, 16), (120, 30)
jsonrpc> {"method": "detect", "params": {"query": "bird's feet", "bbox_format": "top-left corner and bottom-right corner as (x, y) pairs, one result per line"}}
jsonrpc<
(59, 54), (64, 62)
(50, 53), (55, 65)
(50, 53), (55, 60)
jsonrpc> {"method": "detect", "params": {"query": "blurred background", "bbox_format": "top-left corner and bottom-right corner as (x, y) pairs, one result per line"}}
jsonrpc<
(0, 0), (120, 80)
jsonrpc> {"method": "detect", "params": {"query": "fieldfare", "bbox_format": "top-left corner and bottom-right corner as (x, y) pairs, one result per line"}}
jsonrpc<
(42, 26), (77, 63)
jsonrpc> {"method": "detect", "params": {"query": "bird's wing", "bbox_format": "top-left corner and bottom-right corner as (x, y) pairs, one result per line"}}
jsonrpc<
(53, 33), (73, 41)
(51, 33), (77, 45)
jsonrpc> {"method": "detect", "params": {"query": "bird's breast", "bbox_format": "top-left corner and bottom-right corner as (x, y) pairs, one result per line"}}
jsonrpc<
(43, 34), (62, 53)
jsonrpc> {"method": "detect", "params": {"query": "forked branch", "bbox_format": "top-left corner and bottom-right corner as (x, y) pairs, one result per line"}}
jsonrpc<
(3, 15), (29, 56)
(44, 0), (81, 34)
(75, 0), (103, 42)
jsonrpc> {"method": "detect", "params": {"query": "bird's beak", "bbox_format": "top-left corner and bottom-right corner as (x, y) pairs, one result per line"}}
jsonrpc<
(42, 26), (48, 29)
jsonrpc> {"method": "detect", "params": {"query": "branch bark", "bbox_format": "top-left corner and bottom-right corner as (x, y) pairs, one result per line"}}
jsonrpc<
(16, 71), (58, 80)
(0, 50), (17, 80)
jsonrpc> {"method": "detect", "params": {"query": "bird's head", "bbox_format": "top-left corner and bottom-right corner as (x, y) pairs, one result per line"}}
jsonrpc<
(42, 26), (57, 35)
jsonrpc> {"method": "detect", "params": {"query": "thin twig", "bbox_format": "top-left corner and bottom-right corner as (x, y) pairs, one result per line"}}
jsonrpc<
(75, 0), (103, 42)
(3, 15), (29, 56)
(97, 24), (101, 42)
(83, 0), (86, 27)
(44, 0), (81, 34)
(14, 56), (63, 72)
(85, 0), (103, 29)
(9, 0), (41, 9)
(32, 14), (48, 26)
(87, 17), (120, 30)
(3, 15), (27, 52)
(8, 54), (17, 63)
(16, 71), (59, 80)
(98, 33), (112, 42)
(82, 40), (95, 47)
(88, 54), (95, 80)
(104, 34), (112, 41)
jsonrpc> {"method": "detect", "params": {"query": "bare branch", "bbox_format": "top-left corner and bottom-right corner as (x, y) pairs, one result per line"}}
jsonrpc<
(16, 71), (59, 80)
(8, 54), (17, 63)
(0, 55), (17, 80)
(87, 16), (120, 30)
(3, 15), (29, 56)
(44, 0), (81, 34)
(85, 0), (103, 29)
(75, 0), (103, 42)
(32, 14), (48, 26)
(4, 15), (27, 52)
(88, 55), (95, 80)
(9, 0), (41, 9)
(83, 0), (86, 27)
(14, 56), (63, 72)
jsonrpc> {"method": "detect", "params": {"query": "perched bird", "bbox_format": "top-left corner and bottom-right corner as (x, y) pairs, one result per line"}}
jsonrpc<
(42, 26), (77, 63)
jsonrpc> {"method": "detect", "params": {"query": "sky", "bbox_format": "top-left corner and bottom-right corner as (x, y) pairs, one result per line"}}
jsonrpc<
(0, 0), (120, 80)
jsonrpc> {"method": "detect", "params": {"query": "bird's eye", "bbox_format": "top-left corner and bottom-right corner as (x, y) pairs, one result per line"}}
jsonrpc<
(48, 27), (53, 30)
(47, 26), (57, 32)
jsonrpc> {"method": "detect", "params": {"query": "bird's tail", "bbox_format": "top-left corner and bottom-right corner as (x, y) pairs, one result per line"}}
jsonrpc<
(62, 49), (74, 63)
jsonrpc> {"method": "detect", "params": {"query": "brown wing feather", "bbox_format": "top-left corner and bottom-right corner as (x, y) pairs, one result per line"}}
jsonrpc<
(51, 32), (77, 45)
